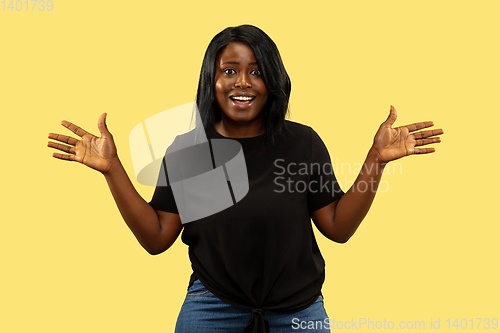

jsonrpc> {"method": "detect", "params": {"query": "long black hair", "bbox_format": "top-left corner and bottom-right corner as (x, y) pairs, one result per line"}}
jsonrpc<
(196, 25), (291, 145)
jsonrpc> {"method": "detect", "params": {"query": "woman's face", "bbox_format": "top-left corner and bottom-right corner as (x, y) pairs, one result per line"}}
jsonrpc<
(214, 42), (268, 129)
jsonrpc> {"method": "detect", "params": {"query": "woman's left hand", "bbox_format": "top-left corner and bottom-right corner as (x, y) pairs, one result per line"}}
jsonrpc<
(371, 105), (444, 164)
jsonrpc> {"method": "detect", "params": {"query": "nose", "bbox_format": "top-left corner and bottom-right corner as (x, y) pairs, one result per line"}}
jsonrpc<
(235, 72), (251, 89)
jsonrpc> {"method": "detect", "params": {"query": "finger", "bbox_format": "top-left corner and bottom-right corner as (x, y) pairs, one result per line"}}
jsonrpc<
(51, 152), (76, 161)
(413, 147), (436, 155)
(415, 137), (441, 146)
(402, 121), (435, 133)
(47, 141), (76, 154)
(60, 120), (90, 138)
(48, 133), (79, 146)
(382, 105), (397, 127)
(412, 128), (444, 139)
(97, 113), (111, 137)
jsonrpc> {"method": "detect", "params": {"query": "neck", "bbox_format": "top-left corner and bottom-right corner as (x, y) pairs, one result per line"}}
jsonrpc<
(215, 117), (265, 138)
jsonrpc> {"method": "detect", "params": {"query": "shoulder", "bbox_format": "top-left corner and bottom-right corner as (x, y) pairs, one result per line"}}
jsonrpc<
(269, 121), (324, 159)
(284, 120), (314, 134)
(165, 127), (206, 155)
(282, 120), (323, 144)
(281, 121), (332, 160)
(282, 120), (316, 140)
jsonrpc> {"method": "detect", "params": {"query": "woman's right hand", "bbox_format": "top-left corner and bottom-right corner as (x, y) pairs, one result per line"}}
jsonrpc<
(48, 113), (118, 174)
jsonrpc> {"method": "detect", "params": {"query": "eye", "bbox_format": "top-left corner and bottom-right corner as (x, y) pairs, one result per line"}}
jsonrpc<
(223, 68), (236, 75)
(251, 69), (261, 76)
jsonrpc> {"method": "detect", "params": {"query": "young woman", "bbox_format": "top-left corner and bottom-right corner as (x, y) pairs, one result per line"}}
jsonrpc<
(48, 25), (443, 332)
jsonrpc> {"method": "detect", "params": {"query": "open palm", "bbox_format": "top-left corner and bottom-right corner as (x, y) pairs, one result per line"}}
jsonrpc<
(372, 106), (443, 163)
(47, 113), (118, 173)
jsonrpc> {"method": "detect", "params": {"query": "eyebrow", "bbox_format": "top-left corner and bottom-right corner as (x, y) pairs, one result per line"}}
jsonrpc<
(221, 61), (259, 66)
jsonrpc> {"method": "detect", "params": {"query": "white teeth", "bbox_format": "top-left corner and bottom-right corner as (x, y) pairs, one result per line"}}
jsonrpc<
(231, 96), (253, 101)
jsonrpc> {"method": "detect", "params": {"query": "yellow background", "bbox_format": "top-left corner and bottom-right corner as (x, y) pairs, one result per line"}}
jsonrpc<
(1, 0), (498, 332)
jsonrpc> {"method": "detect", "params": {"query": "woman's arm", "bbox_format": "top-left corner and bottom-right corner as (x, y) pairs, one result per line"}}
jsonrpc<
(311, 106), (443, 243)
(48, 113), (182, 254)
(311, 148), (385, 243)
(103, 158), (182, 255)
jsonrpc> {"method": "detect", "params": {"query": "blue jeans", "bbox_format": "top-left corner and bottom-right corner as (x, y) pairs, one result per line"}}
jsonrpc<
(175, 279), (331, 332)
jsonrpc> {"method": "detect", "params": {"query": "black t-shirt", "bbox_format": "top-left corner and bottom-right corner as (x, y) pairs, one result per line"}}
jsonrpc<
(149, 121), (344, 330)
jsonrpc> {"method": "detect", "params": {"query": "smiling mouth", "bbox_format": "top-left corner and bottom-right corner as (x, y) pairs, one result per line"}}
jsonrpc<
(229, 95), (255, 107)
(230, 96), (255, 102)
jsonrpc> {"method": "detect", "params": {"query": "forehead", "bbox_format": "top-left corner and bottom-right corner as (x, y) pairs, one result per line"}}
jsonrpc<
(217, 42), (258, 65)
